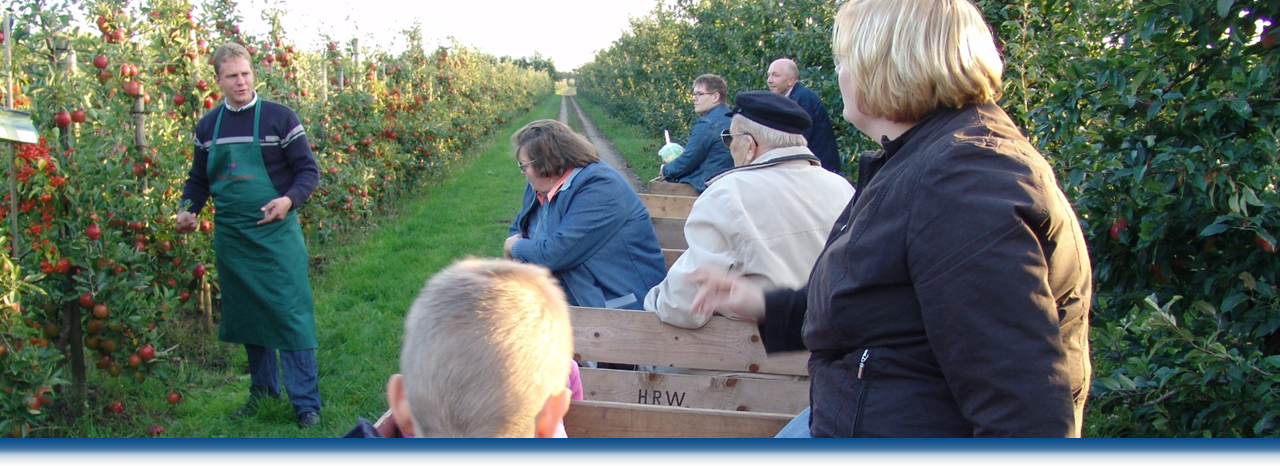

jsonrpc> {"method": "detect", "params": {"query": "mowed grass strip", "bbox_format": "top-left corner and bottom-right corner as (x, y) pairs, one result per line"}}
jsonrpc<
(575, 97), (663, 183)
(160, 95), (555, 438)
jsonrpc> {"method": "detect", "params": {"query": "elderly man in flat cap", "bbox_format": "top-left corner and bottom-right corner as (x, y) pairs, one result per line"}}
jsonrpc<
(644, 91), (854, 329)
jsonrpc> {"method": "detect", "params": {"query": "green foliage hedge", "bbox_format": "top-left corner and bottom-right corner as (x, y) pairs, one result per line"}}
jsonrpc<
(578, 0), (1280, 437)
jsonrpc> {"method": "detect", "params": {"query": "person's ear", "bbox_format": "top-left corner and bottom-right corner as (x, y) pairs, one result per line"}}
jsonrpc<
(746, 134), (761, 160)
(534, 387), (572, 438)
(386, 374), (417, 437)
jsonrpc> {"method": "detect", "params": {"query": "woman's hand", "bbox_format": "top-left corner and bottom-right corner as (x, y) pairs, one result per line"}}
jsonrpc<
(688, 268), (766, 323)
(503, 234), (520, 260)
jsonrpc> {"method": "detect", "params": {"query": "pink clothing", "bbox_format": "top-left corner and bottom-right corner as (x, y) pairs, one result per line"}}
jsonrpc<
(569, 360), (583, 400)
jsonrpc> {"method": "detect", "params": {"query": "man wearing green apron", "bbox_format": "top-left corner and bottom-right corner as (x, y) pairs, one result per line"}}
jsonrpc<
(176, 43), (323, 429)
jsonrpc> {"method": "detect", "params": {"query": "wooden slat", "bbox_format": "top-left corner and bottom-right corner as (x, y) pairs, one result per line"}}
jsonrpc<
(579, 368), (808, 414)
(649, 181), (698, 197)
(565, 400), (790, 438)
(639, 193), (696, 219)
(569, 306), (809, 376)
(662, 248), (684, 269)
(651, 217), (687, 250)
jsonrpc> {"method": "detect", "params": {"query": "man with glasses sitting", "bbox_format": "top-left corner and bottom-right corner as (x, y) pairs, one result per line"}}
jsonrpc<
(644, 91), (854, 329)
(654, 74), (734, 194)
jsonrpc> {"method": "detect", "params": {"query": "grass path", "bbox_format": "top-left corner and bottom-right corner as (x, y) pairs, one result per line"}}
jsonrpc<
(573, 96), (663, 183)
(165, 96), (555, 438)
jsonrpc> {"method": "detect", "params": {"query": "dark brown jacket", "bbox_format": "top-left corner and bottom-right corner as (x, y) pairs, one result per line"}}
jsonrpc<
(761, 102), (1092, 437)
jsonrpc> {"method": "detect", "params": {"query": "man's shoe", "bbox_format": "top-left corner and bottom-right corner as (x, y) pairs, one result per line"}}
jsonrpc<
(230, 394), (275, 419)
(298, 411), (320, 429)
(230, 402), (257, 419)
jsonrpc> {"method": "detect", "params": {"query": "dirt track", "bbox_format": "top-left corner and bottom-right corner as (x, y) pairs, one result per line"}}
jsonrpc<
(559, 94), (645, 193)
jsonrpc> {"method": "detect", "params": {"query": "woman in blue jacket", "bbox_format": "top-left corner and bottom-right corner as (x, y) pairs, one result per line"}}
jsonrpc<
(504, 120), (666, 310)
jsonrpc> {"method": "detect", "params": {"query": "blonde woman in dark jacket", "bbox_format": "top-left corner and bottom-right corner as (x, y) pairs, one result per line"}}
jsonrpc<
(690, 0), (1092, 437)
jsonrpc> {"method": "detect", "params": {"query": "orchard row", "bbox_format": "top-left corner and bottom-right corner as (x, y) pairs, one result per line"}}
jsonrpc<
(0, 0), (551, 437)
(578, 0), (1280, 437)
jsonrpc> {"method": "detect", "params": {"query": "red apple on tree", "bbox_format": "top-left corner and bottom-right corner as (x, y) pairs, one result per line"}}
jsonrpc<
(93, 55), (109, 69)
(54, 110), (71, 128)
(193, 263), (206, 280)
(79, 293), (95, 309)
(1109, 217), (1127, 241)
(123, 81), (142, 97)
(71, 109), (86, 123)
(1257, 234), (1276, 253)
(92, 303), (109, 319)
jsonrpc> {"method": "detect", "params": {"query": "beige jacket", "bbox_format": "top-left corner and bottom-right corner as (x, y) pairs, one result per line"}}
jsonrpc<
(644, 146), (855, 328)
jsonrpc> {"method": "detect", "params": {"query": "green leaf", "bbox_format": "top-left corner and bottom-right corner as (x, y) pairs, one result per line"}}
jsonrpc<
(1242, 188), (1263, 207)
(1217, 0), (1234, 18)
(1096, 376), (1124, 392)
(1118, 373), (1138, 391)
(1191, 300), (1217, 318)
(1199, 222), (1229, 237)
(1231, 98), (1252, 117)
(1253, 410), (1279, 436)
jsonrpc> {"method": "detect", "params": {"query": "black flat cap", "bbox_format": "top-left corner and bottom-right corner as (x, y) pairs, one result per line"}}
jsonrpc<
(726, 91), (811, 134)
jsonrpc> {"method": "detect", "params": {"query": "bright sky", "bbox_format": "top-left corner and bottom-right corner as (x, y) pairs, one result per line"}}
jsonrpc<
(235, 0), (667, 71)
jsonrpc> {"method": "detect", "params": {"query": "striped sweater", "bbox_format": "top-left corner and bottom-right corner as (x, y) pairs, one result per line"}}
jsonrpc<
(181, 95), (319, 214)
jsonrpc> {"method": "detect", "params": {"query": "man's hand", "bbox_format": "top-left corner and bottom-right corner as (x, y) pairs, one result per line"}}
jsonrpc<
(175, 211), (198, 234)
(688, 268), (766, 323)
(258, 196), (293, 225)
(503, 234), (521, 260)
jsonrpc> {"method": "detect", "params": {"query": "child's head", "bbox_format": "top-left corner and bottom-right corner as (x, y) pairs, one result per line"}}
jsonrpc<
(386, 259), (574, 437)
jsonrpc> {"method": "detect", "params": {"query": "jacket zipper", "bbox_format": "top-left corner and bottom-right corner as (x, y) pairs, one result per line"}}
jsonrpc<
(856, 349), (870, 379)
(852, 349), (871, 436)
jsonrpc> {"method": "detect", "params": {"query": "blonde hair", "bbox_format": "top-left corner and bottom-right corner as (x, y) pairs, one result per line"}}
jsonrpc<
(399, 259), (573, 437)
(211, 42), (251, 76)
(511, 119), (599, 178)
(832, 0), (1003, 123)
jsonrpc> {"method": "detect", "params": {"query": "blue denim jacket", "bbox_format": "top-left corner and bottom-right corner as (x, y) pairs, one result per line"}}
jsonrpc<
(661, 103), (733, 193)
(509, 162), (666, 309)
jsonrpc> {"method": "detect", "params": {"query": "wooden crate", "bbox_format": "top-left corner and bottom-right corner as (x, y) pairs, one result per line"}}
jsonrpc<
(566, 306), (809, 438)
(639, 193), (697, 219)
(649, 181), (699, 197)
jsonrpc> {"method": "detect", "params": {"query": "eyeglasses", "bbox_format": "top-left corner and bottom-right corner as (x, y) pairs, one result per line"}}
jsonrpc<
(691, 91), (714, 99)
(518, 159), (536, 172)
(720, 129), (752, 148)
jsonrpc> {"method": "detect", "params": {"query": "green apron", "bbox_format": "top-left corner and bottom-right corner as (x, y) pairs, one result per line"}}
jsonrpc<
(208, 103), (317, 350)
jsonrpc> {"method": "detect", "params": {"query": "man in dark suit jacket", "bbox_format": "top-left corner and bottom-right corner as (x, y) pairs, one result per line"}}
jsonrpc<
(767, 58), (842, 174)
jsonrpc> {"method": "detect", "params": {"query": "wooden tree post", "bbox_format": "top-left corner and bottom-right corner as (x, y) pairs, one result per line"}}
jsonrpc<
(51, 34), (87, 411)
(202, 280), (212, 330)
(353, 39), (360, 73)
(62, 300), (85, 407)
(6, 10), (17, 258)
(132, 95), (147, 192)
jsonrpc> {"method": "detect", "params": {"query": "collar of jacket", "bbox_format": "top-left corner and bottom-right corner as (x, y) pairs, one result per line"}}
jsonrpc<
(705, 146), (819, 186)
(856, 104), (968, 191)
